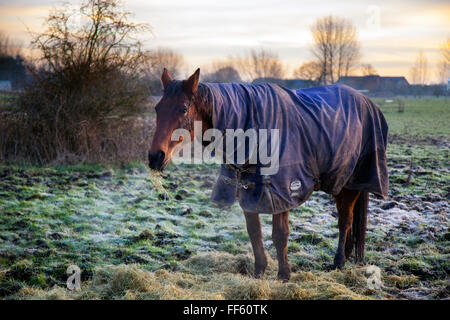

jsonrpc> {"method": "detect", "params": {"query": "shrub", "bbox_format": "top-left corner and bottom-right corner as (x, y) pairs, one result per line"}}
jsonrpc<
(1, 0), (153, 163)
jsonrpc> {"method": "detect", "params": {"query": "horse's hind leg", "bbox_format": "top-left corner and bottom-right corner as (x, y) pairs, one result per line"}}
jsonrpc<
(345, 229), (354, 260)
(244, 212), (268, 278)
(272, 211), (290, 281)
(333, 188), (360, 269)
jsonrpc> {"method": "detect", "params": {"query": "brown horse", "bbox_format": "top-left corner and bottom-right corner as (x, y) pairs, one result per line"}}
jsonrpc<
(149, 68), (376, 281)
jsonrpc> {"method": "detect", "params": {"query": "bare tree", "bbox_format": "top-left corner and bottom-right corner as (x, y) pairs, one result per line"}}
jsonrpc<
(441, 37), (450, 65)
(361, 63), (378, 76)
(0, 32), (22, 58)
(233, 48), (285, 81)
(31, 0), (149, 80)
(437, 38), (449, 84)
(292, 61), (321, 81)
(144, 47), (185, 80)
(310, 15), (360, 84)
(409, 51), (428, 85)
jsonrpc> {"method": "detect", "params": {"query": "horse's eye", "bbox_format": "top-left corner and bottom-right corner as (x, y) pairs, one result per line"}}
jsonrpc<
(182, 107), (188, 114)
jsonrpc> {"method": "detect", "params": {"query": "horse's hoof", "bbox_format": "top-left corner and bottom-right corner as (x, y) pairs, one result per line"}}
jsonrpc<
(277, 266), (290, 282)
(333, 255), (346, 270)
(254, 268), (265, 279)
(323, 263), (338, 271)
(254, 263), (267, 279)
(346, 254), (354, 261)
(333, 263), (345, 270)
(277, 272), (290, 282)
(345, 251), (353, 260)
(354, 259), (365, 266)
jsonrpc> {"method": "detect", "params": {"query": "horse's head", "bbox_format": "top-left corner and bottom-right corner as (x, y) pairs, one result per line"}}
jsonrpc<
(148, 68), (202, 171)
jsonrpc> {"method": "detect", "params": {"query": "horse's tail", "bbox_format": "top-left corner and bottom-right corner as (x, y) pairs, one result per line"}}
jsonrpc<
(353, 191), (369, 263)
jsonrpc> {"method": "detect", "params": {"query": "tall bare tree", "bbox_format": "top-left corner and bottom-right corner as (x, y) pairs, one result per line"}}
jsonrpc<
(409, 50), (428, 85)
(440, 37), (450, 65)
(233, 48), (285, 81)
(437, 38), (449, 84)
(360, 63), (378, 76)
(310, 15), (360, 84)
(0, 32), (22, 58)
(144, 47), (185, 80)
(292, 61), (321, 81)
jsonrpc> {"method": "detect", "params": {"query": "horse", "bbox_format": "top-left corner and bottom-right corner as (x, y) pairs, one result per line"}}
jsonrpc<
(148, 68), (389, 281)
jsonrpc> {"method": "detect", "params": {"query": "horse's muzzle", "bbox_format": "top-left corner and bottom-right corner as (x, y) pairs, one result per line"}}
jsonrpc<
(148, 150), (166, 171)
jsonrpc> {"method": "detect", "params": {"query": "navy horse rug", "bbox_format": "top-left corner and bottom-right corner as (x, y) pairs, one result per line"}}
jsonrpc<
(207, 82), (389, 214)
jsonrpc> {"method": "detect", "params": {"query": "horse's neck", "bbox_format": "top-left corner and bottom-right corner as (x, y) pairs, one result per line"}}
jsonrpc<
(194, 84), (214, 130)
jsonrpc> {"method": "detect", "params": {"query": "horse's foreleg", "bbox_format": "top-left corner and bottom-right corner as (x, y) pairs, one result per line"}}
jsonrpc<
(244, 212), (267, 278)
(333, 188), (360, 269)
(272, 211), (290, 281)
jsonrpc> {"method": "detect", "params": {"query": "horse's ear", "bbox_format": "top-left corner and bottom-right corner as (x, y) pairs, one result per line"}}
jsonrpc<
(161, 68), (173, 89)
(182, 68), (200, 95)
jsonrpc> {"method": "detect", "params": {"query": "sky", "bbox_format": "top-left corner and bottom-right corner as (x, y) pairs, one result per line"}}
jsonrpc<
(1, 0), (449, 82)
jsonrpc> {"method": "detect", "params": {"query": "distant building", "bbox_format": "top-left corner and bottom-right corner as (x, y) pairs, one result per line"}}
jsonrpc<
(0, 80), (12, 91)
(203, 66), (241, 83)
(338, 75), (410, 94)
(0, 54), (27, 90)
(252, 75), (413, 95)
(252, 77), (315, 89)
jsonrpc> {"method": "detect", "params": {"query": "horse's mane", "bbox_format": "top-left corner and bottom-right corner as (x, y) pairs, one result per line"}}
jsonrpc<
(162, 80), (214, 125)
(194, 83), (214, 126)
(196, 83), (213, 109)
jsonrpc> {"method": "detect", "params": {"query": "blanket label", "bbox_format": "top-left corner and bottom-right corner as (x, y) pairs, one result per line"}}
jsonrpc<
(290, 180), (302, 191)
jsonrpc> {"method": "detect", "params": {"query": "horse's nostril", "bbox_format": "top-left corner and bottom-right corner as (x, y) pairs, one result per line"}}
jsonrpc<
(157, 150), (165, 162)
(148, 150), (166, 170)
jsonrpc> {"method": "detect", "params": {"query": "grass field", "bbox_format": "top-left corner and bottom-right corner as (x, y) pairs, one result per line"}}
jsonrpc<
(374, 97), (450, 140)
(0, 97), (449, 299)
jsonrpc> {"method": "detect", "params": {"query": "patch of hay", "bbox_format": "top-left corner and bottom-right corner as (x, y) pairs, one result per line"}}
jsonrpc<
(383, 274), (419, 289)
(184, 251), (277, 276)
(90, 265), (221, 299)
(148, 170), (171, 199)
(328, 267), (370, 289)
(214, 274), (315, 300)
(92, 264), (157, 298)
(15, 286), (73, 300)
(221, 274), (273, 299)
(11, 253), (379, 300)
(200, 271), (368, 300)
(182, 252), (370, 300)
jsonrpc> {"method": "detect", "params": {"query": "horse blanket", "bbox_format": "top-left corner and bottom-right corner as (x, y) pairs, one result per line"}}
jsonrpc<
(207, 82), (389, 214)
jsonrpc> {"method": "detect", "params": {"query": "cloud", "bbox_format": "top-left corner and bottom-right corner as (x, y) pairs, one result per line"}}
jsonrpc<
(0, 0), (448, 81)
